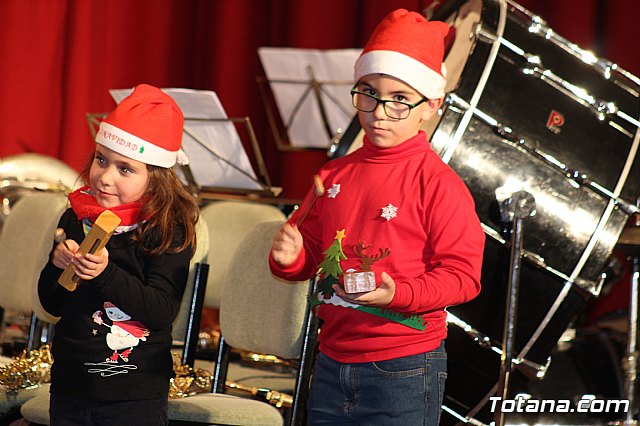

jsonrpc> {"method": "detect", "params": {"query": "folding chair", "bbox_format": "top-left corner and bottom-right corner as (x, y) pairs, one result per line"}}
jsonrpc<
(199, 200), (285, 311)
(167, 220), (319, 426)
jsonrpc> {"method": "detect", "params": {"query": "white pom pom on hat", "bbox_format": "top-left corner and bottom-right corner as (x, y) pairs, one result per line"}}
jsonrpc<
(95, 84), (186, 168)
(354, 9), (450, 99)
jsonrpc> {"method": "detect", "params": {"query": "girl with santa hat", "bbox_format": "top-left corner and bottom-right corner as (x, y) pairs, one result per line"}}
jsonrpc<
(38, 84), (199, 425)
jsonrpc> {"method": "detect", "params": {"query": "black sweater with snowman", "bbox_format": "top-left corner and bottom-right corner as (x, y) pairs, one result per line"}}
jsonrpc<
(38, 208), (192, 401)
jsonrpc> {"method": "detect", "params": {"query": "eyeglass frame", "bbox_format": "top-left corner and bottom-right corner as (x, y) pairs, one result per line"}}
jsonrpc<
(350, 87), (429, 120)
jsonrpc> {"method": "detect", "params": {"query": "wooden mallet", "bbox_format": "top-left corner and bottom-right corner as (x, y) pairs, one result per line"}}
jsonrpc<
(296, 174), (325, 227)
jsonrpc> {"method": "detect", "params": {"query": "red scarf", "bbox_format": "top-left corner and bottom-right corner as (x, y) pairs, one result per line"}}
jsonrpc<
(68, 186), (146, 226)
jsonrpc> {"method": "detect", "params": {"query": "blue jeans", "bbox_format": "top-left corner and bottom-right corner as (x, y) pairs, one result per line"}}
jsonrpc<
(50, 393), (168, 426)
(307, 341), (447, 425)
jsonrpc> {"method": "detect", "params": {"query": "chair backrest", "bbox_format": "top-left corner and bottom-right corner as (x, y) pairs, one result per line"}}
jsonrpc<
(219, 220), (309, 359)
(199, 201), (285, 309)
(0, 192), (67, 323)
(172, 216), (210, 367)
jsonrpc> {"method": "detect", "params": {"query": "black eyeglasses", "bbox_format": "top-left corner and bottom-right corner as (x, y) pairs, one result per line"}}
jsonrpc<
(350, 89), (427, 120)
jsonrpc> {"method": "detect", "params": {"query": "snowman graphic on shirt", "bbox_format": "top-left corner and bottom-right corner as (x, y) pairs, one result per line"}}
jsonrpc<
(92, 301), (150, 363)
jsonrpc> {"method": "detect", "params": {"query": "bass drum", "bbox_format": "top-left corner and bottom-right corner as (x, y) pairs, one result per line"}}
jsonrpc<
(333, 0), (640, 424)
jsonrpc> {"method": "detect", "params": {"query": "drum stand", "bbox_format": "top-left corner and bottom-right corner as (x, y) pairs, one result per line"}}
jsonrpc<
(610, 214), (640, 426)
(495, 190), (536, 426)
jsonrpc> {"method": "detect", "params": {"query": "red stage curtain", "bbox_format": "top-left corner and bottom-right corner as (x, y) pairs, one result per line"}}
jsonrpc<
(0, 0), (638, 199)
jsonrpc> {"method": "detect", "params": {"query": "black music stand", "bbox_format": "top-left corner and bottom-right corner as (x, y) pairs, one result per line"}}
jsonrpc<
(257, 47), (360, 151)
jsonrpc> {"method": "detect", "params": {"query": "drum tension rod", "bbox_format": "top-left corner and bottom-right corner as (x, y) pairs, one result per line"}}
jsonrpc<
(493, 125), (639, 216)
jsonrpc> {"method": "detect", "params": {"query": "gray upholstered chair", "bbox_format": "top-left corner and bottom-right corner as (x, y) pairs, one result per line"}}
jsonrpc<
(166, 220), (318, 426)
(197, 200), (295, 398)
(199, 200), (286, 311)
(19, 217), (211, 425)
(0, 192), (66, 422)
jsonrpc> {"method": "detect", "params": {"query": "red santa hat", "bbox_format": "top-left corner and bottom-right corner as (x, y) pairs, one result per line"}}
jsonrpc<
(95, 84), (186, 168)
(354, 9), (450, 99)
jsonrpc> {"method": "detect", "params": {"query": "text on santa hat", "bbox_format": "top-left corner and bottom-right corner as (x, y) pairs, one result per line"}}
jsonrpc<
(98, 128), (142, 154)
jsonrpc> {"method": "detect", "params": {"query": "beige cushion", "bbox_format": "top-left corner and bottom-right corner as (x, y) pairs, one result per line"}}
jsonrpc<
(0, 192), (66, 323)
(1, 384), (50, 415)
(194, 359), (296, 394)
(200, 201), (285, 309)
(219, 221), (309, 360)
(19, 392), (50, 424)
(21, 388), (283, 426)
(167, 393), (283, 425)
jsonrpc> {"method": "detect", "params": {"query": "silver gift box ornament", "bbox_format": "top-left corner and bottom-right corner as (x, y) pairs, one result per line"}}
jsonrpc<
(343, 269), (376, 293)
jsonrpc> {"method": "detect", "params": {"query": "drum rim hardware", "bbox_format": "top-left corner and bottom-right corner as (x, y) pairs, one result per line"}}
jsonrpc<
(446, 92), (639, 218)
(446, 90), (638, 299)
(508, 0), (640, 97)
(439, 0), (507, 166)
(491, 30), (640, 133)
(447, 311), (551, 378)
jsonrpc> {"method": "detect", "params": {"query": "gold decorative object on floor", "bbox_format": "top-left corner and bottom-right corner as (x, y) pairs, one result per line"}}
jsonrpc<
(168, 353), (293, 408)
(0, 345), (53, 393)
(169, 353), (213, 399)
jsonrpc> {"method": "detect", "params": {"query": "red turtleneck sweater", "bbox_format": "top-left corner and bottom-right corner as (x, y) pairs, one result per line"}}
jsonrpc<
(270, 131), (484, 362)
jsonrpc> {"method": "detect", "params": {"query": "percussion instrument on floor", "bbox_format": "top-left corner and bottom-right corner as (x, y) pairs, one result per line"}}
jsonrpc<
(334, 0), (640, 424)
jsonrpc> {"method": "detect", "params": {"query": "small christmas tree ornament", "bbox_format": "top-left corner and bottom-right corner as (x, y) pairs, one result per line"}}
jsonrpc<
(343, 241), (390, 293)
(316, 229), (348, 298)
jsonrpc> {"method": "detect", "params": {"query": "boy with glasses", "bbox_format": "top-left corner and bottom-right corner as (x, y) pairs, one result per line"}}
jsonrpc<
(270, 9), (484, 424)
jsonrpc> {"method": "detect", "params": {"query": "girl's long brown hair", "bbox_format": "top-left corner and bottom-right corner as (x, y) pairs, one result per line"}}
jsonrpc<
(81, 152), (199, 256)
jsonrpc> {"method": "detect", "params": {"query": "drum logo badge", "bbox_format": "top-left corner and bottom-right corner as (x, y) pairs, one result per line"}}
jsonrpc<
(546, 110), (565, 134)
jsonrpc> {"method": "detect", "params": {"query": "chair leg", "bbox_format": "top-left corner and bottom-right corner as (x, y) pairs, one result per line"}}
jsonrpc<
(181, 263), (209, 368)
(26, 312), (39, 351)
(44, 323), (55, 345)
(288, 279), (320, 426)
(212, 336), (230, 394)
(26, 314), (55, 351)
